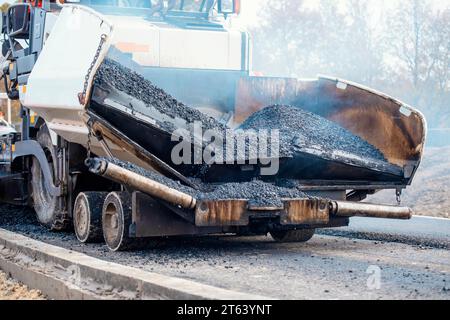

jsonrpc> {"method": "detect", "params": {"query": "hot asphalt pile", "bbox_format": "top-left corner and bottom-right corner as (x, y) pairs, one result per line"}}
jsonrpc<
(94, 59), (227, 133)
(93, 59), (389, 167)
(239, 105), (387, 162)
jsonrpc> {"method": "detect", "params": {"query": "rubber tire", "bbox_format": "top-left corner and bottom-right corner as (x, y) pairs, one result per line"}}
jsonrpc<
(30, 125), (68, 231)
(73, 192), (108, 243)
(102, 192), (139, 252)
(270, 229), (316, 243)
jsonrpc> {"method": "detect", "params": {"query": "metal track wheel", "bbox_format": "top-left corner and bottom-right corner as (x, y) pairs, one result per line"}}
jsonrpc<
(102, 192), (138, 251)
(270, 229), (316, 243)
(74, 192), (108, 243)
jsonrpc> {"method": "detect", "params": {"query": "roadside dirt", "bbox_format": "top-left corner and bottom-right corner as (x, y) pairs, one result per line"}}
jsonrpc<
(368, 147), (450, 218)
(0, 270), (45, 300)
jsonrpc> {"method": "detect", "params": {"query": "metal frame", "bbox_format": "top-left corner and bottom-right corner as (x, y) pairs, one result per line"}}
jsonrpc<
(13, 139), (62, 197)
(4, 4), (46, 89)
(0, 172), (27, 205)
(130, 190), (411, 238)
(6, 3), (31, 40)
(131, 192), (221, 238)
(195, 198), (331, 227)
(86, 110), (201, 189)
(0, 93), (12, 124)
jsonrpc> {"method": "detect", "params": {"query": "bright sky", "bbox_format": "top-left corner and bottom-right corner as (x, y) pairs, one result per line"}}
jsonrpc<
(1, 0), (448, 25)
(234, 0), (264, 27)
(232, 0), (450, 30)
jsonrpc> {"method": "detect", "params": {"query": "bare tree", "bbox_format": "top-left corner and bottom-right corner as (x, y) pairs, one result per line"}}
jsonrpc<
(315, 0), (384, 85)
(250, 0), (385, 85)
(386, 0), (450, 126)
(250, 0), (322, 77)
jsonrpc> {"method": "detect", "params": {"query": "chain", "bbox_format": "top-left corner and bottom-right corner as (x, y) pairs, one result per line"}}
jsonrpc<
(81, 33), (107, 160)
(78, 34), (108, 105)
(86, 126), (92, 161)
(396, 190), (402, 205)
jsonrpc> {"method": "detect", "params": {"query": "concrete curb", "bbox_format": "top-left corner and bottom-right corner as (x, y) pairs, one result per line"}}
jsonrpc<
(0, 228), (271, 300)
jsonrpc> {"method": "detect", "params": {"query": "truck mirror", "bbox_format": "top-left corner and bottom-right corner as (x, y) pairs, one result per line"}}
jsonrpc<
(7, 4), (31, 40)
(218, 0), (240, 15)
(0, 13), (4, 35)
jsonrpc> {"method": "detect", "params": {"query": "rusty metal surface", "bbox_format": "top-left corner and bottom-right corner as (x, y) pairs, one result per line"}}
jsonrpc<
(234, 76), (310, 123)
(331, 201), (412, 220)
(195, 199), (330, 227)
(235, 76), (426, 182)
(195, 200), (248, 227)
(194, 197), (412, 228)
(282, 199), (329, 225)
(90, 160), (197, 209)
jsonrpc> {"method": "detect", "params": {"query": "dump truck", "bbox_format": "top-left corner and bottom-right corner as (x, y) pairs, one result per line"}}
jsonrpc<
(0, 0), (426, 251)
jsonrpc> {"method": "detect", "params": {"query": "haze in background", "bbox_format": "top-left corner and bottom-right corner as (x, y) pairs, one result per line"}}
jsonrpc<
(233, 0), (449, 215)
(233, 0), (450, 140)
(0, 1), (448, 137)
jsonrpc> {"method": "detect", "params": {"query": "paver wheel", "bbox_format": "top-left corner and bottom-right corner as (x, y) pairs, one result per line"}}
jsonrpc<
(74, 192), (108, 243)
(270, 229), (316, 243)
(102, 192), (138, 251)
(31, 125), (68, 230)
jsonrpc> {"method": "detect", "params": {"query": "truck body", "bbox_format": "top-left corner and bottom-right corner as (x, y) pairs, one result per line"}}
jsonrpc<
(0, 1), (426, 251)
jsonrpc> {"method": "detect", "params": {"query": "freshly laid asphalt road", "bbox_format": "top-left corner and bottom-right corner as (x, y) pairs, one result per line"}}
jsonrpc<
(319, 216), (450, 249)
(0, 204), (449, 300)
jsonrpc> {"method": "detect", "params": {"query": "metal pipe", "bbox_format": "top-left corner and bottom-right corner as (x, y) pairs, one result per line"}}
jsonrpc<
(87, 113), (201, 190)
(88, 158), (196, 209)
(7, 97), (11, 124)
(331, 201), (412, 220)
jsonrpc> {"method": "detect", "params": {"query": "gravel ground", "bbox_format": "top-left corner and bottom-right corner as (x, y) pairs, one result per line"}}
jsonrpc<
(0, 204), (448, 300)
(0, 270), (45, 300)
